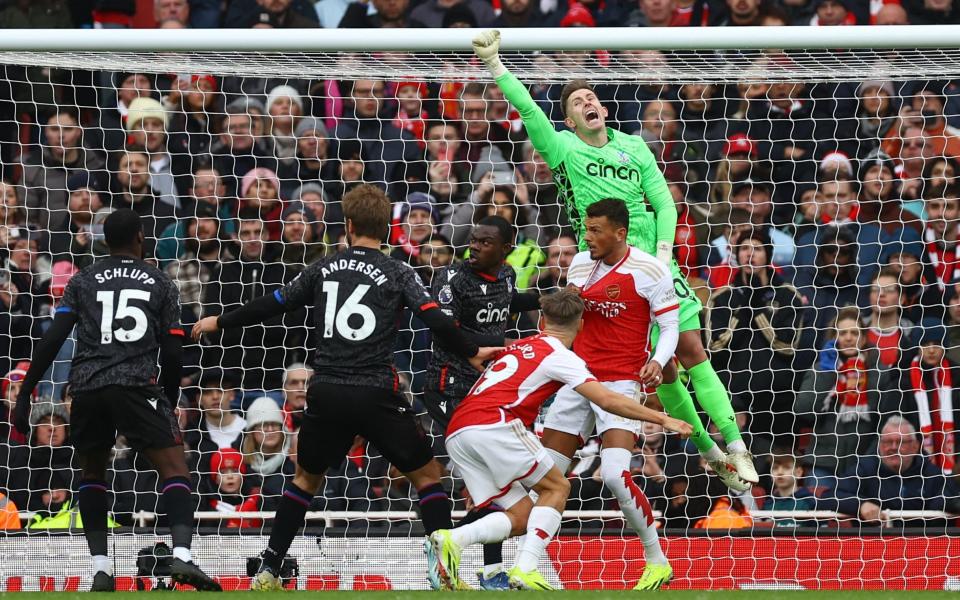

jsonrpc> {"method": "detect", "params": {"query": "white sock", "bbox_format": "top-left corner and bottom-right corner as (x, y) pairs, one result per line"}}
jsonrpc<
(450, 512), (512, 547)
(600, 448), (668, 565)
(516, 506), (561, 572)
(702, 444), (725, 462)
(727, 440), (748, 454)
(92, 555), (112, 576)
(172, 547), (192, 563)
(545, 448), (572, 475)
(482, 563), (503, 578)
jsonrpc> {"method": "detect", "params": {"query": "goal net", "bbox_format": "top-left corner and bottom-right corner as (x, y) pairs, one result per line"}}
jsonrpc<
(3, 26), (960, 590)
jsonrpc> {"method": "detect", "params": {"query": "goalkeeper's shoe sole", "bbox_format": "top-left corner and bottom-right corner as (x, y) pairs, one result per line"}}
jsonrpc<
(633, 563), (673, 591)
(171, 558), (223, 591)
(428, 529), (463, 591)
(90, 571), (115, 592)
(507, 567), (556, 590)
(707, 457), (751, 493)
(727, 451), (760, 484)
(251, 570), (283, 591)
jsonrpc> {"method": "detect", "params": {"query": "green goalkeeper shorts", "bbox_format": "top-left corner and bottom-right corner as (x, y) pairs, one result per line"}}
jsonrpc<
(650, 261), (703, 349)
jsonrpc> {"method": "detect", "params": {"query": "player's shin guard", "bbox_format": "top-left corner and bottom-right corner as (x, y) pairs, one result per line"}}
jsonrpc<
(263, 483), (313, 571)
(77, 479), (110, 559)
(515, 507), (561, 572)
(160, 476), (195, 556)
(417, 482), (452, 534)
(687, 360), (743, 445)
(599, 448), (667, 565)
(458, 506), (504, 570)
(655, 378), (716, 455)
(450, 510), (513, 547)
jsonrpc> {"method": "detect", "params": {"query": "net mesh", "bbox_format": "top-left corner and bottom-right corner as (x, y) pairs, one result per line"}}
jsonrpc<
(1, 43), (960, 590)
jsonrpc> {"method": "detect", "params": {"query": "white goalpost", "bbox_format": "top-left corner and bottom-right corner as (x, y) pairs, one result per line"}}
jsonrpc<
(2, 25), (960, 591)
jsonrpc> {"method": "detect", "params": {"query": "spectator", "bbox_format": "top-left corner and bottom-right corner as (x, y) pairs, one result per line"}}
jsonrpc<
(201, 218), (305, 391)
(923, 156), (959, 194)
(627, 0), (679, 27)
(391, 81), (429, 147)
(865, 267), (920, 369)
(457, 82), (513, 166)
(809, 0), (856, 25)
(165, 73), (220, 160)
(211, 103), (276, 199)
(493, 0), (556, 27)
(107, 150), (177, 258)
(709, 180), (795, 267)
(0, 0), (73, 28)
(902, 0), (960, 24)
(46, 172), (105, 266)
(5, 231), (53, 317)
(6, 402), (77, 515)
(21, 108), (106, 232)
(124, 96), (188, 209)
(709, 133), (769, 206)
(796, 307), (897, 490)
(517, 141), (567, 242)
(893, 124), (936, 209)
(291, 182), (338, 241)
(883, 239), (940, 324)
(339, 0), (411, 27)
(833, 417), (958, 527)
(907, 326), (958, 474)
(764, 454), (818, 527)
(227, 0), (320, 27)
(279, 202), (326, 268)
(1, 362), (31, 445)
(408, 0), (495, 27)
(95, 72), (154, 153)
(854, 81), (900, 155)
(793, 225), (861, 338)
(0, 490), (20, 530)
(154, 0), (191, 26)
(414, 234), (456, 286)
(0, 181), (25, 251)
(265, 85), (303, 166)
(241, 397), (294, 504)
(707, 229), (808, 438)
(947, 284), (960, 365)
(536, 233), (578, 292)
(281, 363), (312, 430)
(156, 166), (237, 264)
(315, 0), (374, 26)
(924, 184), (960, 290)
(669, 177), (710, 278)
(875, 2), (910, 24)
(391, 193), (439, 264)
(278, 117), (335, 197)
(333, 79), (421, 198)
(238, 167), (284, 240)
(719, 0), (763, 25)
(202, 447), (263, 529)
(193, 369), (246, 452)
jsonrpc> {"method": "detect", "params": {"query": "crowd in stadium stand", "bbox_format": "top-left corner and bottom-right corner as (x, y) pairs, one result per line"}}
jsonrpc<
(3, 0), (960, 530)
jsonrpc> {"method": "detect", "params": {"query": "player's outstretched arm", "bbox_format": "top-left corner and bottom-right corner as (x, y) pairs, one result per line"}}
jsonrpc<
(191, 291), (285, 340)
(418, 304), (503, 369)
(576, 380), (693, 439)
(473, 30), (564, 165)
(13, 310), (78, 434)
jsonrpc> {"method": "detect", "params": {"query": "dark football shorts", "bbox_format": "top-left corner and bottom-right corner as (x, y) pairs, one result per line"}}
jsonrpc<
(297, 382), (434, 476)
(71, 385), (182, 453)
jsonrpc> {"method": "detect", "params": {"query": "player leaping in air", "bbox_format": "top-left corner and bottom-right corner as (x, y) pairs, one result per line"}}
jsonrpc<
(428, 289), (692, 591)
(472, 30), (759, 491)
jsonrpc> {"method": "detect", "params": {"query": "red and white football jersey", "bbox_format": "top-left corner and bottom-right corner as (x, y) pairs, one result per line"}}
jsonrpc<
(566, 246), (679, 382)
(447, 334), (596, 437)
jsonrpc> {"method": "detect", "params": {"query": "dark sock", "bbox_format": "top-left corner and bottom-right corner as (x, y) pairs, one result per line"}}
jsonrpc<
(416, 482), (452, 534)
(264, 483), (313, 570)
(160, 476), (194, 551)
(459, 506), (504, 567)
(77, 479), (109, 557)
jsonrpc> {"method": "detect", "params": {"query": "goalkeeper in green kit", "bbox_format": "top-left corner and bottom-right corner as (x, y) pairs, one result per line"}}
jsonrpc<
(473, 30), (758, 492)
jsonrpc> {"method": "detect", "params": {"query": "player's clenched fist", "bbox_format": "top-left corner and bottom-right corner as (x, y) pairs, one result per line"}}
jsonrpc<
(472, 30), (506, 77)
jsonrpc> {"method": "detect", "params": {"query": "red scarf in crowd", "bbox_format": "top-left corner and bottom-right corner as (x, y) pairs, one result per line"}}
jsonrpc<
(910, 355), (955, 473)
(836, 356), (869, 409)
(926, 226), (960, 289)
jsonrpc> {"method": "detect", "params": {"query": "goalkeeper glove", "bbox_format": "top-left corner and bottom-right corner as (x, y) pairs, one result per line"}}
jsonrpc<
(472, 30), (507, 78)
(656, 241), (673, 266)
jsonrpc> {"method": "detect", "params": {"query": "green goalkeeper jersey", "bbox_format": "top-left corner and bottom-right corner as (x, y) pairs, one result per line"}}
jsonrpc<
(495, 71), (677, 254)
